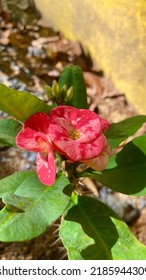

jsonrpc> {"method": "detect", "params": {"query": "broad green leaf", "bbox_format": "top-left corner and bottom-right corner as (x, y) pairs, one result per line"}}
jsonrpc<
(82, 135), (146, 195)
(0, 119), (22, 146)
(105, 115), (146, 149)
(0, 172), (70, 241)
(60, 196), (146, 260)
(58, 65), (88, 109)
(0, 171), (34, 197)
(0, 84), (54, 122)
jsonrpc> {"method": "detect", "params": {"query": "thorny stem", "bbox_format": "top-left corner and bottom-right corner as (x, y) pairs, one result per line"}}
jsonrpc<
(65, 161), (99, 197)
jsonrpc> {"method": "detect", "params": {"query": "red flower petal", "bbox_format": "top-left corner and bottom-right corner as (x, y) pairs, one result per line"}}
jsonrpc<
(16, 129), (49, 152)
(36, 147), (56, 186)
(76, 114), (102, 143)
(83, 136), (110, 171)
(49, 106), (102, 143)
(16, 128), (41, 152)
(24, 112), (50, 136)
(100, 118), (110, 132)
(49, 123), (105, 161)
(16, 112), (51, 152)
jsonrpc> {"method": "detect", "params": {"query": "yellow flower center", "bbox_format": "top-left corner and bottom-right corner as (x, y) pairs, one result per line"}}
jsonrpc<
(69, 129), (80, 140)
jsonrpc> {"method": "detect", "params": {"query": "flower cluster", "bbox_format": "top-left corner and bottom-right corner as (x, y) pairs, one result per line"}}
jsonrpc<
(16, 106), (110, 186)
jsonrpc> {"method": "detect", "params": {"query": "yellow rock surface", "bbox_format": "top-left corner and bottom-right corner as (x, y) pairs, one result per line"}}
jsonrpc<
(34, 0), (146, 113)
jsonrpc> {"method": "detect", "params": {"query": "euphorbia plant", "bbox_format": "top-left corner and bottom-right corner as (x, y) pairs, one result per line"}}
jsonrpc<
(16, 106), (109, 186)
(0, 65), (146, 259)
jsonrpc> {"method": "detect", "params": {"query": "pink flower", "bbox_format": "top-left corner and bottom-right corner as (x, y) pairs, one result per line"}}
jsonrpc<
(83, 136), (110, 171)
(49, 106), (110, 170)
(16, 106), (110, 187)
(16, 113), (56, 186)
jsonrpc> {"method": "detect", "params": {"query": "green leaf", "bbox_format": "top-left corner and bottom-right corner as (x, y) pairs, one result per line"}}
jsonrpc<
(0, 171), (34, 197)
(0, 119), (22, 146)
(0, 84), (54, 122)
(60, 196), (146, 260)
(0, 172), (70, 241)
(105, 115), (146, 149)
(83, 134), (146, 195)
(58, 65), (88, 109)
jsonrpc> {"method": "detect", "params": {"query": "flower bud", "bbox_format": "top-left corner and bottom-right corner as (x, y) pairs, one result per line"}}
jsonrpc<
(52, 80), (60, 98)
(44, 85), (53, 99)
(64, 86), (73, 101)
(60, 84), (68, 99)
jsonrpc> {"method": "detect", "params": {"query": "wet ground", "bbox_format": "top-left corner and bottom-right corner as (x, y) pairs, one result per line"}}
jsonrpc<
(0, 9), (146, 259)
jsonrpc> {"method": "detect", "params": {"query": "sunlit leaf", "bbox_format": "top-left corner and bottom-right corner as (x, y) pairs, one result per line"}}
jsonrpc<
(0, 172), (70, 241)
(0, 84), (54, 122)
(105, 115), (146, 149)
(58, 65), (88, 109)
(0, 171), (34, 197)
(60, 196), (146, 259)
(0, 119), (22, 146)
(83, 135), (146, 195)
